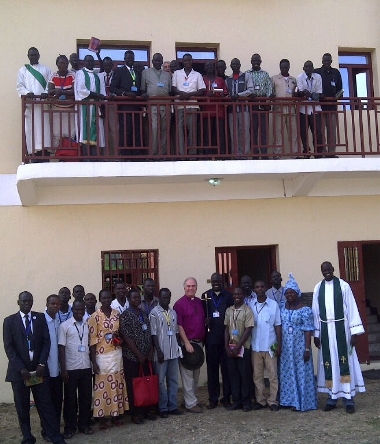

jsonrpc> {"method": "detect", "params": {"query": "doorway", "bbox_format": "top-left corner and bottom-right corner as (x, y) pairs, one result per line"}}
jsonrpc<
(215, 245), (277, 290)
(338, 240), (380, 363)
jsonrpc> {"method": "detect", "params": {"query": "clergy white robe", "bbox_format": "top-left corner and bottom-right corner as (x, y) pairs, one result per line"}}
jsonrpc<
(74, 68), (105, 147)
(17, 64), (52, 153)
(312, 278), (365, 399)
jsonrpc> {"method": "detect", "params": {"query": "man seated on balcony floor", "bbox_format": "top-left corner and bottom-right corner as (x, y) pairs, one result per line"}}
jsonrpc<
(17, 47), (52, 162)
(74, 55), (106, 160)
(172, 54), (205, 158)
(296, 61), (323, 158)
(141, 53), (172, 158)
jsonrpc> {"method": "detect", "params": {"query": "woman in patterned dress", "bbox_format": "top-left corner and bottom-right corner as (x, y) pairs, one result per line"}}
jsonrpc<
(88, 289), (129, 429)
(120, 287), (157, 424)
(279, 274), (317, 412)
(48, 55), (76, 149)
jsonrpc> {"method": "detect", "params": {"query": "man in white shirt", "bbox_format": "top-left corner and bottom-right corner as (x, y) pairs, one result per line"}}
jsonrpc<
(296, 61), (323, 158)
(266, 271), (285, 307)
(110, 280), (129, 313)
(249, 281), (282, 411)
(172, 54), (206, 156)
(58, 300), (93, 438)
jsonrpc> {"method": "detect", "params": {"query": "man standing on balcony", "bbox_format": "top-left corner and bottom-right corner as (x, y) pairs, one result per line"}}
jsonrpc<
(246, 54), (272, 159)
(141, 53), (172, 157)
(271, 59), (299, 158)
(225, 58), (253, 156)
(74, 55), (106, 158)
(17, 47), (52, 160)
(314, 53), (343, 157)
(312, 261), (365, 413)
(172, 54), (206, 157)
(110, 50), (142, 157)
(296, 61), (323, 158)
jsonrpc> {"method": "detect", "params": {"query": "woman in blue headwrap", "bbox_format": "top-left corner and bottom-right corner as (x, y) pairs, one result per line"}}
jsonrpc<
(279, 274), (317, 411)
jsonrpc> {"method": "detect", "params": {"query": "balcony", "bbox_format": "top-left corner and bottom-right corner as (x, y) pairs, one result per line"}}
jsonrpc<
(16, 96), (380, 206)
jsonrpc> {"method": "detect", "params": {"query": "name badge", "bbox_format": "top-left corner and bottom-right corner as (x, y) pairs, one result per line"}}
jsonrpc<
(167, 330), (173, 336)
(287, 88), (292, 94)
(183, 82), (189, 87)
(254, 85), (260, 90)
(142, 323), (148, 331)
(157, 82), (164, 87)
(213, 311), (220, 318)
(105, 333), (113, 341)
(331, 80), (336, 86)
(212, 83), (218, 88)
(232, 329), (239, 336)
(59, 95), (66, 100)
(288, 326), (293, 334)
(78, 345), (86, 352)
(131, 86), (138, 92)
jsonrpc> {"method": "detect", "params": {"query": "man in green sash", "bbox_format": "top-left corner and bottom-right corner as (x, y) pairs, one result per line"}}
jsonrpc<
(74, 55), (106, 158)
(17, 47), (52, 160)
(312, 261), (365, 413)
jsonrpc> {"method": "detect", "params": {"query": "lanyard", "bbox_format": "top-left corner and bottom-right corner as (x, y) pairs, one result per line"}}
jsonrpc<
(255, 301), (266, 315)
(74, 322), (85, 344)
(211, 293), (222, 311)
(287, 301), (299, 324)
(129, 67), (136, 85)
(232, 308), (241, 329)
(272, 288), (284, 304)
(162, 310), (172, 329)
(154, 68), (162, 81)
(306, 76), (313, 92)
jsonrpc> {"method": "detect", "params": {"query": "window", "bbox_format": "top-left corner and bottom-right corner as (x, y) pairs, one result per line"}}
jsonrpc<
(338, 52), (374, 99)
(175, 44), (218, 74)
(101, 249), (159, 294)
(76, 40), (151, 69)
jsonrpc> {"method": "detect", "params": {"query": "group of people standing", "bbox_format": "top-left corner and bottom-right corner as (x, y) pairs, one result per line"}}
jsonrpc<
(3, 263), (365, 444)
(17, 46), (342, 161)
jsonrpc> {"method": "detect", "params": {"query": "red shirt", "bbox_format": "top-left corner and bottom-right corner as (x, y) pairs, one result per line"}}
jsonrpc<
(202, 76), (228, 119)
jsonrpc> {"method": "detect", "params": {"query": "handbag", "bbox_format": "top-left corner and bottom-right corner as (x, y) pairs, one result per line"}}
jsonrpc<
(56, 137), (79, 158)
(132, 362), (159, 408)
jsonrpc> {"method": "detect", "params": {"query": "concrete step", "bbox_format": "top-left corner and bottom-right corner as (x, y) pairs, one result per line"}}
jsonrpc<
(369, 343), (380, 355)
(367, 321), (380, 333)
(366, 314), (379, 324)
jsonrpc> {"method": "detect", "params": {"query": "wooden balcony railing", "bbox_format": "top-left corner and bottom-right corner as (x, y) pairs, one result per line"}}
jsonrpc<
(21, 96), (380, 163)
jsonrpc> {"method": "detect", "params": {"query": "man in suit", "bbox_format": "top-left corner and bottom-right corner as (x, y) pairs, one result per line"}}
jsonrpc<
(3, 291), (67, 444)
(110, 50), (142, 156)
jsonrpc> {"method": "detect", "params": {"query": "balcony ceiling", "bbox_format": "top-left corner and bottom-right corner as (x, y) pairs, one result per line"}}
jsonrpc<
(16, 158), (380, 206)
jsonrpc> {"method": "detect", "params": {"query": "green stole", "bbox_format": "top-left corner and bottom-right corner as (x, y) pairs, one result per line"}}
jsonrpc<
(82, 69), (100, 144)
(318, 276), (350, 387)
(25, 64), (47, 90)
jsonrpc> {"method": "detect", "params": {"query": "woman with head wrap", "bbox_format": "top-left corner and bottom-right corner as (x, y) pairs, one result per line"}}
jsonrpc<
(279, 274), (317, 411)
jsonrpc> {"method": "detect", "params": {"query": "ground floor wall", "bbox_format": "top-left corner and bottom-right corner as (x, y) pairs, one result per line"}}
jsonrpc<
(1, 194), (379, 401)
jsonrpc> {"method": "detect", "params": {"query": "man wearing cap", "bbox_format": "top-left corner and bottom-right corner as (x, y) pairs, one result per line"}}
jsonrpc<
(173, 277), (206, 413)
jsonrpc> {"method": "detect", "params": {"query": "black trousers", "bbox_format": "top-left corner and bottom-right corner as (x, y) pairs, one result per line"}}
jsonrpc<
(205, 343), (231, 403)
(227, 347), (252, 407)
(299, 112), (323, 155)
(252, 109), (268, 157)
(63, 368), (92, 433)
(41, 376), (63, 438)
(11, 379), (63, 444)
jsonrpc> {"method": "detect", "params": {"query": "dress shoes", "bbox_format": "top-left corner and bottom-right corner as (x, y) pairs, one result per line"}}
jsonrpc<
(227, 403), (242, 411)
(243, 405), (252, 412)
(186, 405), (203, 413)
(346, 405), (355, 414)
(206, 401), (218, 410)
(323, 404), (336, 412)
(269, 404), (279, 412)
(170, 409), (183, 415)
(159, 411), (169, 418)
(252, 403), (266, 410)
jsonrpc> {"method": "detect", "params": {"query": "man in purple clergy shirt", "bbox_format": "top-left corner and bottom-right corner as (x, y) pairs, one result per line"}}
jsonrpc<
(173, 277), (206, 413)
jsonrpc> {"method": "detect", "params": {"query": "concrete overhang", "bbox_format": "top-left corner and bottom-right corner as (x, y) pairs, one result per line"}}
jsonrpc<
(16, 158), (380, 206)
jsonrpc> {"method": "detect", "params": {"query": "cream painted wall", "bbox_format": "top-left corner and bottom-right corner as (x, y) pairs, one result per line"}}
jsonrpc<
(1, 194), (380, 400)
(1, 0), (379, 172)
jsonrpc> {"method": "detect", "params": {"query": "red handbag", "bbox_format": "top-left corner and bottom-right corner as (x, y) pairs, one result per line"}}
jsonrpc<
(56, 137), (79, 158)
(132, 362), (159, 408)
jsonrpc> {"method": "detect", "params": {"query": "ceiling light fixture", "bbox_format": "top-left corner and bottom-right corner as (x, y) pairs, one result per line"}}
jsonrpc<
(208, 178), (222, 187)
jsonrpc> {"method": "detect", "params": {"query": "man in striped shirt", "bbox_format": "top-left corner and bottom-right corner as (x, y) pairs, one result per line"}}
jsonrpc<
(149, 288), (183, 418)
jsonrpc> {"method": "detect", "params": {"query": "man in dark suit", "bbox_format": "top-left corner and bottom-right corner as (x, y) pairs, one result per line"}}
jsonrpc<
(3, 291), (67, 444)
(202, 272), (234, 409)
(110, 50), (142, 156)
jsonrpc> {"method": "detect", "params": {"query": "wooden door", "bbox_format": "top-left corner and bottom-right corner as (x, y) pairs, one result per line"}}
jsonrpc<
(337, 241), (369, 363)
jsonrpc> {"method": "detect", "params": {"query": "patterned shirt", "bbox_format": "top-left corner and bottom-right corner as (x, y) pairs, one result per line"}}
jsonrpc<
(149, 305), (181, 360)
(120, 308), (152, 362)
(246, 69), (273, 97)
(88, 308), (121, 355)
